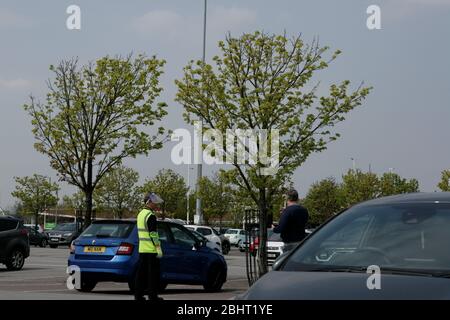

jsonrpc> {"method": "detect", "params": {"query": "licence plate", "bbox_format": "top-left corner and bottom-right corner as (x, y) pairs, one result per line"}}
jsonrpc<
(51, 238), (59, 242)
(84, 246), (106, 253)
(268, 253), (277, 258)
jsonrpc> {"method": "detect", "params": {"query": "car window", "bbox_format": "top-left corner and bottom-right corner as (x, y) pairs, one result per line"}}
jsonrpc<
(282, 203), (450, 273)
(25, 227), (37, 235)
(169, 224), (196, 248)
(81, 223), (134, 238)
(53, 223), (76, 231)
(239, 230), (246, 235)
(226, 229), (238, 234)
(197, 227), (212, 236)
(157, 223), (170, 243)
(0, 219), (18, 232)
(268, 232), (282, 241)
(212, 229), (220, 236)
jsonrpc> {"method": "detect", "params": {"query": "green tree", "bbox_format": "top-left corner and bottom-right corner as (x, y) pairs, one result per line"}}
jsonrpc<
(379, 172), (419, 196)
(24, 54), (168, 227)
(62, 191), (87, 212)
(341, 169), (379, 206)
(341, 170), (419, 207)
(141, 169), (188, 217)
(11, 174), (59, 230)
(437, 170), (450, 191)
(94, 165), (141, 219)
(197, 173), (232, 226)
(303, 177), (344, 226)
(175, 31), (372, 274)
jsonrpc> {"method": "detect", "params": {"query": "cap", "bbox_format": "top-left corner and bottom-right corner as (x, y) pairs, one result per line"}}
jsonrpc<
(144, 192), (164, 204)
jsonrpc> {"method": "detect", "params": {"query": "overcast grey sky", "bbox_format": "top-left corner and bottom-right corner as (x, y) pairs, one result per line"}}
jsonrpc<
(1, 0), (450, 208)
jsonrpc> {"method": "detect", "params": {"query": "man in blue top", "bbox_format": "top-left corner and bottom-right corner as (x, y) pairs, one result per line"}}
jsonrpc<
(273, 189), (309, 252)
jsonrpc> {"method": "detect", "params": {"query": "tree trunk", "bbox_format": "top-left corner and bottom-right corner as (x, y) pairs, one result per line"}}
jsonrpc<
(258, 188), (269, 276)
(84, 190), (93, 229)
(84, 158), (93, 229)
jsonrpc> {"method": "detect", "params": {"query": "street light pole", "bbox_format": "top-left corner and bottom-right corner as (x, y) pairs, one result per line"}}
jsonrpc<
(187, 165), (193, 224)
(351, 157), (356, 171)
(195, 0), (207, 225)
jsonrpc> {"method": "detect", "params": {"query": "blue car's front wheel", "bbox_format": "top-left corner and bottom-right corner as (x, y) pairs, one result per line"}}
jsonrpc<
(203, 264), (225, 292)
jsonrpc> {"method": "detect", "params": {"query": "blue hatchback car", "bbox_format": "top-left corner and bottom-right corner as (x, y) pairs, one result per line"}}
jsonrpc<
(68, 219), (227, 293)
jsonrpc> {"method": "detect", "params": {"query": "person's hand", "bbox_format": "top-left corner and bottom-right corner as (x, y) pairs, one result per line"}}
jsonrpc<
(156, 245), (163, 258)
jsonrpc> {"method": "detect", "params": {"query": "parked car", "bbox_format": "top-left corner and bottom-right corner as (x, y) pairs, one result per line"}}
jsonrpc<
(68, 219), (227, 293)
(225, 228), (247, 247)
(24, 224), (44, 234)
(25, 226), (48, 247)
(213, 228), (230, 255)
(267, 232), (284, 265)
(0, 216), (30, 271)
(239, 193), (450, 299)
(48, 222), (81, 248)
(191, 230), (222, 253)
(240, 228), (313, 255)
(185, 225), (222, 251)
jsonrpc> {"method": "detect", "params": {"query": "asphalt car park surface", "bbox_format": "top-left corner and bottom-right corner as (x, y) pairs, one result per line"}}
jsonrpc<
(0, 246), (248, 300)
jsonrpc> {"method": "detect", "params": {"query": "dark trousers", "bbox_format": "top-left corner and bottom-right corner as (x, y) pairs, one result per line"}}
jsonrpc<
(134, 253), (160, 300)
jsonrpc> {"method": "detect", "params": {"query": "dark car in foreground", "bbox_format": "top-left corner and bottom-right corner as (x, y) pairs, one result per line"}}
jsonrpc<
(0, 216), (30, 270)
(68, 219), (227, 292)
(239, 193), (450, 300)
(48, 222), (81, 248)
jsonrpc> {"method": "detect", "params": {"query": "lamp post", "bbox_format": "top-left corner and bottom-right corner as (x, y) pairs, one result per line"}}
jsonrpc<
(195, 0), (207, 225)
(186, 165), (194, 224)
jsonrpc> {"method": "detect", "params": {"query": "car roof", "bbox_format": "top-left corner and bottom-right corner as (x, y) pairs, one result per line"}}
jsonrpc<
(0, 215), (21, 221)
(91, 219), (180, 225)
(353, 192), (450, 207)
(185, 224), (211, 228)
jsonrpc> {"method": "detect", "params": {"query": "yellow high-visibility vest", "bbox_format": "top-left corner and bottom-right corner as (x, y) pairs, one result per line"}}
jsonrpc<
(137, 208), (161, 255)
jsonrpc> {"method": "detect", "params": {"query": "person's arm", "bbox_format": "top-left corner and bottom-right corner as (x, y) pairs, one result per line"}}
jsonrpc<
(273, 209), (289, 233)
(147, 215), (160, 245)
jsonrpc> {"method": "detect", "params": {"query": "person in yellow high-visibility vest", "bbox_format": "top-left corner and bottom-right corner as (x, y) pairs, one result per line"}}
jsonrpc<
(134, 192), (164, 301)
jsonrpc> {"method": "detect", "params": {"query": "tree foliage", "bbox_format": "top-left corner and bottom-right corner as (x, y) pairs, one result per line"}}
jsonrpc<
(303, 171), (420, 226)
(141, 169), (188, 217)
(302, 177), (344, 226)
(197, 173), (232, 226)
(175, 31), (372, 274)
(11, 174), (59, 228)
(94, 165), (140, 219)
(62, 191), (87, 212)
(437, 170), (450, 192)
(379, 172), (419, 197)
(341, 169), (380, 206)
(24, 54), (168, 227)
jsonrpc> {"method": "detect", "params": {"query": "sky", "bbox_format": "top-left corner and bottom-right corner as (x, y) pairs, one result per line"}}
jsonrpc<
(0, 0), (450, 208)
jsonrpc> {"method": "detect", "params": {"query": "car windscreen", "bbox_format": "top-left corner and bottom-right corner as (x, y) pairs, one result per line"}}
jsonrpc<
(268, 232), (282, 241)
(226, 230), (238, 234)
(80, 222), (135, 238)
(52, 223), (76, 231)
(282, 202), (450, 275)
(192, 230), (207, 241)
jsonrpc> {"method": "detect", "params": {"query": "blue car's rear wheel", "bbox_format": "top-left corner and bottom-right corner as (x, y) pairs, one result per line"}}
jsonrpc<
(77, 278), (97, 292)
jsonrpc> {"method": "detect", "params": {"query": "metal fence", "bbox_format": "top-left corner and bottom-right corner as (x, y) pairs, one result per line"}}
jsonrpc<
(244, 208), (262, 286)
